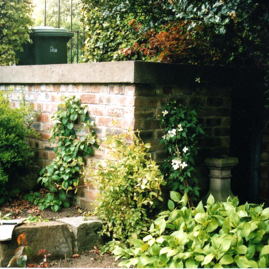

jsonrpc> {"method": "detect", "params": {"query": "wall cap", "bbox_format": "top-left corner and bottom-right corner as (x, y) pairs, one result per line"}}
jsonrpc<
(0, 61), (263, 85)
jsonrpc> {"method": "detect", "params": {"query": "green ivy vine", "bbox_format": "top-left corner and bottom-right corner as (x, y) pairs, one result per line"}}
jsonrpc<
(25, 96), (99, 212)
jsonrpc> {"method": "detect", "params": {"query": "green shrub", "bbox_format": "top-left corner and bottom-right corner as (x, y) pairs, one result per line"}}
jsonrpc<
(88, 131), (166, 247)
(0, 90), (37, 205)
(114, 192), (269, 268)
(25, 96), (99, 212)
(81, 1), (142, 62)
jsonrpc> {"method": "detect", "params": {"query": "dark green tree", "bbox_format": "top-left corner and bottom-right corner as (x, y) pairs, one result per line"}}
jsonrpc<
(0, 0), (33, 65)
(82, 0), (269, 72)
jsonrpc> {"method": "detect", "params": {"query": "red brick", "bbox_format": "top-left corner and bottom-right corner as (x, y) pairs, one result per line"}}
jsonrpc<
(135, 97), (146, 107)
(47, 151), (56, 160)
(81, 94), (96, 104)
(36, 159), (44, 168)
(38, 150), (48, 159)
(38, 113), (50, 122)
(51, 94), (63, 102)
(40, 132), (51, 140)
(42, 123), (54, 132)
(96, 117), (112, 127)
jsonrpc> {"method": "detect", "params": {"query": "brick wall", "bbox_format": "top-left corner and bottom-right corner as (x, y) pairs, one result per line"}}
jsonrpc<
(0, 62), (237, 208)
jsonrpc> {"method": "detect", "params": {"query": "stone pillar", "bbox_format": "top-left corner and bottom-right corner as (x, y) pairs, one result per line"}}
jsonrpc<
(202, 157), (239, 203)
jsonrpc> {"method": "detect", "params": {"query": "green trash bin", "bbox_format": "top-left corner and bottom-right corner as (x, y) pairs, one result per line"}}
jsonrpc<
(17, 26), (74, 65)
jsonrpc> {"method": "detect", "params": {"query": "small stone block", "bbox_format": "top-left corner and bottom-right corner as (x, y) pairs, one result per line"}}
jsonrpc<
(0, 221), (74, 267)
(57, 217), (103, 254)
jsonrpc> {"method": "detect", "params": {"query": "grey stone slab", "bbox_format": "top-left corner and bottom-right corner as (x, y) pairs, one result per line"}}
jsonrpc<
(0, 221), (74, 267)
(57, 217), (103, 254)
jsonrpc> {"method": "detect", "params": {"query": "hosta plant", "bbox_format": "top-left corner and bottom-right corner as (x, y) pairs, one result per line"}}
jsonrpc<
(114, 192), (269, 268)
(88, 131), (166, 248)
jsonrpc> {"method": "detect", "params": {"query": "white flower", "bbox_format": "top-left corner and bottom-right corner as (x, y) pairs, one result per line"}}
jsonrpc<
(180, 162), (188, 169)
(178, 124), (183, 132)
(162, 135), (166, 139)
(168, 129), (176, 137)
(162, 110), (169, 116)
(172, 163), (180, 170)
(172, 158), (182, 170)
(183, 146), (188, 153)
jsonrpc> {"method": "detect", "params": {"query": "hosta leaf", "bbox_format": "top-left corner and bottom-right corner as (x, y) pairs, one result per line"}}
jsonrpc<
(258, 256), (266, 268)
(236, 245), (247, 254)
(185, 258), (198, 268)
(141, 243), (148, 252)
(167, 249), (179, 257)
(195, 213), (207, 224)
(194, 255), (205, 262)
(202, 253), (214, 266)
(260, 207), (269, 220)
(207, 194), (215, 205)
(143, 235), (153, 242)
(241, 222), (251, 237)
(206, 218), (219, 233)
(235, 256), (252, 268)
(138, 255), (156, 266)
(219, 254), (233, 265)
(260, 245), (269, 256)
(160, 247), (172, 255)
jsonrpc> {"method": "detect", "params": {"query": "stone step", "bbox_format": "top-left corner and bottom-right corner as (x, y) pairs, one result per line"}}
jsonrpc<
(0, 217), (103, 267)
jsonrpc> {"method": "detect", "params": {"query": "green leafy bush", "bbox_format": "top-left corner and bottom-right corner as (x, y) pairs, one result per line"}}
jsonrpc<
(81, 1), (142, 62)
(88, 131), (166, 246)
(0, 0), (33, 65)
(25, 96), (99, 212)
(0, 91), (37, 205)
(114, 192), (269, 268)
(160, 100), (205, 204)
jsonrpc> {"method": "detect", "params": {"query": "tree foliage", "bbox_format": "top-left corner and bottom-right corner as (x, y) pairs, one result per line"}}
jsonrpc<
(81, 0), (269, 70)
(0, 0), (33, 65)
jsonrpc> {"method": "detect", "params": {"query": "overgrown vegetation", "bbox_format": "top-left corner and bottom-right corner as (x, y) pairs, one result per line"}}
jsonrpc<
(0, 0), (33, 65)
(88, 131), (165, 248)
(0, 90), (38, 205)
(160, 100), (205, 205)
(81, 1), (269, 70)
(25, 96), (99, 212)
(114, 192), (269, 268)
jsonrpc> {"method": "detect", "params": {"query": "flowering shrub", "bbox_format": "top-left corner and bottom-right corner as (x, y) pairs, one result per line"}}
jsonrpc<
(88, 130), (165, 248)
(160, 100), (205, 204)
